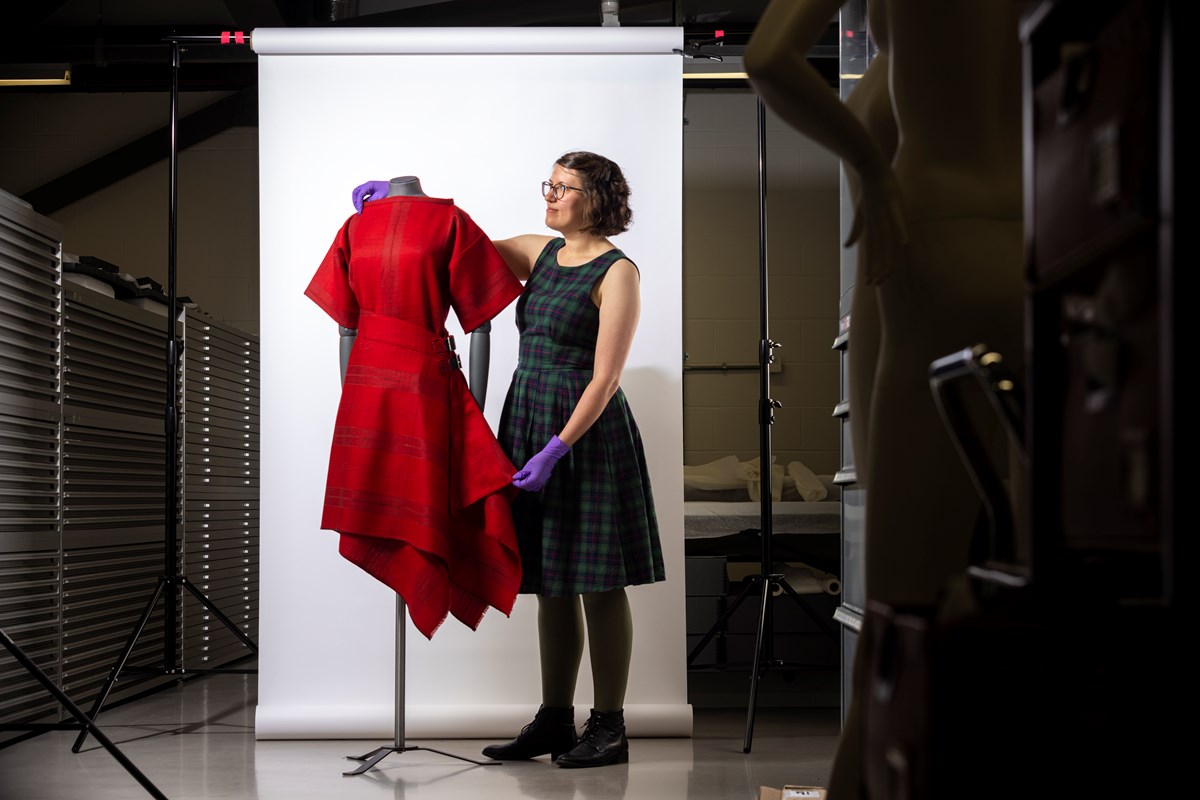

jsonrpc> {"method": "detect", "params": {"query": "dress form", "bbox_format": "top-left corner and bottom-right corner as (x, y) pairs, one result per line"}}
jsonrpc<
(339, 176), (493, 408)
(747, 2), (1029, 796)
(331, 171), (502, 772)
(841, 16), (896, 493)
(388, 175), (426, 197)
(339, 176), (425, 382)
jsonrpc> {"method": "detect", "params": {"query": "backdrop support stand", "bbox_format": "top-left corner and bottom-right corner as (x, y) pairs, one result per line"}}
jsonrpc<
(684, 96), (834, 753)
(72, 34), (258, 754)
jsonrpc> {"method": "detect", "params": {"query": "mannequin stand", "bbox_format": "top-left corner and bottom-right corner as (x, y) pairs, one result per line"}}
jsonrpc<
(343, 596), (500, 775)
(341, 304), (498, 776)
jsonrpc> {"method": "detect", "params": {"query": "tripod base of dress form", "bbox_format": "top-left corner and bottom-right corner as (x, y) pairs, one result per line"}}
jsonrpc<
(343, 744), (499, 776)
(342, 596), (501, 776)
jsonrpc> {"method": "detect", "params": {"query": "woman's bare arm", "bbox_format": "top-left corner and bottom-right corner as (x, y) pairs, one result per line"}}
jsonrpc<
(556, 259), (640, 446)
(492, 234), (553, 282)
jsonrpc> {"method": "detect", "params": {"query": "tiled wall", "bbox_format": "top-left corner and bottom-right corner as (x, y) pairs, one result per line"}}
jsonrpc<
(0, 92), (260, 335)
(683, 89), (841, 475)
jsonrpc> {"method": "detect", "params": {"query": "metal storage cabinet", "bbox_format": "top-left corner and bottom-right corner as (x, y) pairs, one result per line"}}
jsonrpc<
(1, 187), (262, 739)
(182, 309), (259, 668)
(60, 286), (181, 705)
(0, 191), (63, 739)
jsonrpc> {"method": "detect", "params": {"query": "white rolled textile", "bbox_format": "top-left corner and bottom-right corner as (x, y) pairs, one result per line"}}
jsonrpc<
(775, 563), (841, 596)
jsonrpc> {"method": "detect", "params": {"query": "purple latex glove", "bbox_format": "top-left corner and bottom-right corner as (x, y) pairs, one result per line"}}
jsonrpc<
(513, 435), (570, 492)
(351, 180), (390, 214)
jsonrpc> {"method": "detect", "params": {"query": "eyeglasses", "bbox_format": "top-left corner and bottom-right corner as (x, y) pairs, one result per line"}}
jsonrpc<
(541, 181), (585, 201)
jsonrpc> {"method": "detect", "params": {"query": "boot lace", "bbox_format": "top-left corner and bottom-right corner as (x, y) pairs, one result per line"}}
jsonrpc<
(577, 715), (617, 751)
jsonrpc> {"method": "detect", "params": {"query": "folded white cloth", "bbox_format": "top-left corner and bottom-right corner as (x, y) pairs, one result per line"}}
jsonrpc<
(684, 456), (832, 502)
(682, 455), (748, 491)
(742, 457), (785, 502)
(787, 460), (828, 502)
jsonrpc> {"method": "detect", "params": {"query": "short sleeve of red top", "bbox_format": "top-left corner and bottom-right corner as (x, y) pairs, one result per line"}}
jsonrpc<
(305, 196), (522, 336)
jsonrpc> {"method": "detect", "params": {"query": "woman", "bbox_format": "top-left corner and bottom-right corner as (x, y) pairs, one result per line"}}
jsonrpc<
(353, 151), (665, 769)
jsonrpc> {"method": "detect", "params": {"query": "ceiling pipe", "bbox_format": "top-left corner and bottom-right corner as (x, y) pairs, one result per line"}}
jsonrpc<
(329, 1), (360, 22)
(601, 1), (620, 27)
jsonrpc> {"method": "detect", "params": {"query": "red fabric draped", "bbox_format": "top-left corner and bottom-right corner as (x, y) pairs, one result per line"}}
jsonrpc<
(305, 196), (523, 638)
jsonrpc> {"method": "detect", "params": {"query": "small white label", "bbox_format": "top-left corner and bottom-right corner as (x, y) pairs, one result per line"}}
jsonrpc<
(783, 791), (824, 799)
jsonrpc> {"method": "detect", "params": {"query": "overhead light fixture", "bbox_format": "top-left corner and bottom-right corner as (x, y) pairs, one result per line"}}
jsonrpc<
(0, 64), (72, 87)
(682, 72), (748, 80)
(682, 54), (746, 80)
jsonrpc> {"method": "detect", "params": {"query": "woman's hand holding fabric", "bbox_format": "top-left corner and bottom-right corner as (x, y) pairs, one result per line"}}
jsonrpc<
(513, 436), (570, 492)
(351, 180), (390, 213)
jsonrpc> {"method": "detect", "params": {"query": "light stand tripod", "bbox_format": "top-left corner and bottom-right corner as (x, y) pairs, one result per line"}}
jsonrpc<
(72, 34), (258, 753)
(684, 96), (838, 754)
(1, 628), (168, 799)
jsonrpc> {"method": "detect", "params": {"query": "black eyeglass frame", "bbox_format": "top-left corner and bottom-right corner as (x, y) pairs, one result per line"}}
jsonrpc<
(541, 181), (585, 201)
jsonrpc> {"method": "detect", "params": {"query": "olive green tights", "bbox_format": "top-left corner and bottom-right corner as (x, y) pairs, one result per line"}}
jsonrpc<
(537, 588), (632, 713)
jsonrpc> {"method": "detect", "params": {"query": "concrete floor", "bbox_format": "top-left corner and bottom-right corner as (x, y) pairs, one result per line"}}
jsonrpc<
(0, 666), (841, 800)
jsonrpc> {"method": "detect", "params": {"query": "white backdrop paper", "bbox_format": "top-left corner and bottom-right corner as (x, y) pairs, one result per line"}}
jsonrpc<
(253, 27), (687, 739)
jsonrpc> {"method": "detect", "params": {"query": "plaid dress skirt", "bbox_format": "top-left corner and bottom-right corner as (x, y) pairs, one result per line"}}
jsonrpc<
(498, 238), (665, 596)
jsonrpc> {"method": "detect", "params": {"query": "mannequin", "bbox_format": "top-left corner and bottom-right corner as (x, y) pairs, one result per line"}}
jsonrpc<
(339, 176), (426, 379)
(840, 16), (896, 490)
(340, 175), (492, 409)
(310, 172), (524, 638)
(387, 175), (426, 197)
(746, 1), (1029, 795)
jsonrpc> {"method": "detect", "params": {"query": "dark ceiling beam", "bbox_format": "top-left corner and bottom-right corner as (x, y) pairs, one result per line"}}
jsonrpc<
(219, 0), (289, 28)
(21, 88), (258, 216)
(335, 0), (677, 27)
(0, 26), (259, 66)
(9, 0), (72, 27)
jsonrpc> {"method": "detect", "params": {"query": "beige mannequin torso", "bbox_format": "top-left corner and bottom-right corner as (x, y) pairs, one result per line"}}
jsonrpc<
(748, 5), (1030, 795)
(843, 40), (896, 492)
(882, 0), (1025, 222)
(858, 0), (1027, 611)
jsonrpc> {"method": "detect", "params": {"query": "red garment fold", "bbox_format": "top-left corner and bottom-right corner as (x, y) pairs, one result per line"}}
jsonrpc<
(306, 197), (524, 638)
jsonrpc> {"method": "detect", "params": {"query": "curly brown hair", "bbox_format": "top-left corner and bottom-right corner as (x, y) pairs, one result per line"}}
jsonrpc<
(555, 151), (633, 237)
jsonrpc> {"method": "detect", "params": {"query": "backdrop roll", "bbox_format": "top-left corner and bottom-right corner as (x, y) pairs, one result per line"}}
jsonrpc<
(253, 26), (687, 740)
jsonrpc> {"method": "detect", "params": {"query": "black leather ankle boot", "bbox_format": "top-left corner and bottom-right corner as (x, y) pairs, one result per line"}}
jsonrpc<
(554, 708), (628, 768)
(482, 705), (577, 761)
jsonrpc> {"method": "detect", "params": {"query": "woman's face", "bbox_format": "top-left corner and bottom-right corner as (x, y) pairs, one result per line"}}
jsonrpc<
(543, 164), (590, 235)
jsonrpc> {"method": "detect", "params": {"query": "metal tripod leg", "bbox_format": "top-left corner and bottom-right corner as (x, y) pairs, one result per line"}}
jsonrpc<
(687, 574), (762, 666)
(180, 577), (260, 653)
(73, 574), (258, 752)
(775, 578), (840, 640)
(743, 574), (776, 754)
(2, 628), (169, 800)
(72, 577), (168, 752)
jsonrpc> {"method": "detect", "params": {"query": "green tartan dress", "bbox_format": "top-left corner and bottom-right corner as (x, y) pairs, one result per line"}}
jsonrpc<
(499, 238), (666, 596)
